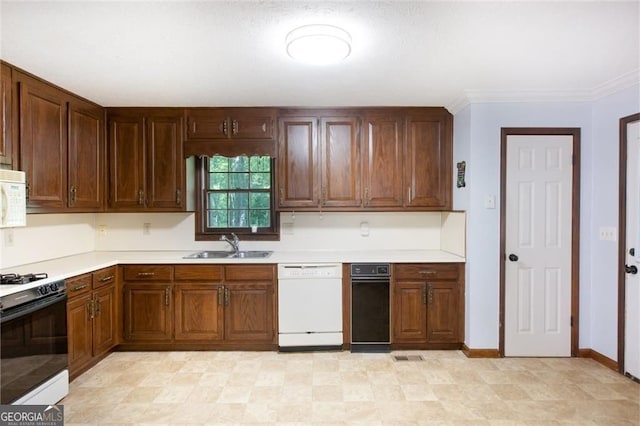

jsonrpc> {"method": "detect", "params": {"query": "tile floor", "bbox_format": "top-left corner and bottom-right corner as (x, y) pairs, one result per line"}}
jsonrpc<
(62, 350), (639, 425)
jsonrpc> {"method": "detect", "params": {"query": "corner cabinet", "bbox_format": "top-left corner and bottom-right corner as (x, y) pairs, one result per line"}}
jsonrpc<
(121, 264), (276, 350)
(107, 108), (184, 211)
(392, 263), (464, 349)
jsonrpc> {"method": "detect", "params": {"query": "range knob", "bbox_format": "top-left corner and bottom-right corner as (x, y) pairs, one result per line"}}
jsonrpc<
(38, 285), (50, 296)
(48, 282), (59, 293)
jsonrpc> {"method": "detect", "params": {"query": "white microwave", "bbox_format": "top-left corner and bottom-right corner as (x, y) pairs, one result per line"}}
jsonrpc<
(0, 169), (27, 228)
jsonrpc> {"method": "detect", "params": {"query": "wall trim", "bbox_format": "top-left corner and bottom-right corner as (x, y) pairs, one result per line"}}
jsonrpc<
(461, 344), (500, 358)
(578, 348), (618, 372)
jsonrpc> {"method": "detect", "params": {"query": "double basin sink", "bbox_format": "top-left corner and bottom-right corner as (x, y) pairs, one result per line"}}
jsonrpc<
(183, 250), (273, 259)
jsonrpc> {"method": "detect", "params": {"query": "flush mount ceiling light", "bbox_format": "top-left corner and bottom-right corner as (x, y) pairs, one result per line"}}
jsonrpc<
(285, 24), (351, 65)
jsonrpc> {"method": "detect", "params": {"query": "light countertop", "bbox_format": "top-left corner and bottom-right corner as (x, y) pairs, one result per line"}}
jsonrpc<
(0, 250), (465, 297)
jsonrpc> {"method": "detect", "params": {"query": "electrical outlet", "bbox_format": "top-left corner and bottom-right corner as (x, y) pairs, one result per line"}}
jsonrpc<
(4, 229), (15, 247)
(97, 225), (107, 237)
(143, 223), (151, 235)
(282, 222), (294, 235)
(598, 227), (616, 241)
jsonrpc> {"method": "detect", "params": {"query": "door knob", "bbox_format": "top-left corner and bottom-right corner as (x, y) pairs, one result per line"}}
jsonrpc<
(630, 248), (635, 256)
(625, 265), (638, 274)
(508, 254), (519, 262)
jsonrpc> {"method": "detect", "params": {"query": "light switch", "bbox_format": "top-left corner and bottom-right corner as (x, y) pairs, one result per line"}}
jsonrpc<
(360, 221), (370, 237)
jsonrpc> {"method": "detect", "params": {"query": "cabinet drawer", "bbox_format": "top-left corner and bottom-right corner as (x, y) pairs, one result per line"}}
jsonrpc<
(394, 264), (459, 281)
(66, 273), (92, 298)
(123, 265), (172, 281)
(225, 265), (275, 281)
(174, 265), (223, 281)
(93, 266), (117, 289)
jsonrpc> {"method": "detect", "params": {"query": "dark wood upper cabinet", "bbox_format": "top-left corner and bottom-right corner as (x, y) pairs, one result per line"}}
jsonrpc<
(405, 110), (452, 209)
(0, 63), (12, 166)
(108, 112), (145, 210)
(68, 97), (104, 210)
(277, 116), (319, 208)
(16, 72), (68, 211)
(362, 113), (404, 208)
(320, 116), (361, 208)
(108, 109), (184, 211)
(185, 108), (275, 140)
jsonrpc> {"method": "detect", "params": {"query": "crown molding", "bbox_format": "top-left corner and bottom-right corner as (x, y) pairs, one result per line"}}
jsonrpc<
(445, 69), (640, 115)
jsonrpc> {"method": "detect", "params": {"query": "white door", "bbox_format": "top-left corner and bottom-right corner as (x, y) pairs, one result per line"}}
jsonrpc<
(505, 135), (573, 356)
(624, 120), (640, 379)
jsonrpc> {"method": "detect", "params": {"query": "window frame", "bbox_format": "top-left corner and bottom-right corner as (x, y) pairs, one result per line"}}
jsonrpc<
(194, 156), (280, 241)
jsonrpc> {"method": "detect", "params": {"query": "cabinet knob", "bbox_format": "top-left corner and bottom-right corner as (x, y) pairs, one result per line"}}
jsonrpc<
(69, 185), (77, 205)
(138, 189), (144, 205)
(176, 189), (182, 205)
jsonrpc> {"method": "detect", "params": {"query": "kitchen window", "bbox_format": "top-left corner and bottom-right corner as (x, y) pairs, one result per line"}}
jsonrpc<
(196, 155), (279, 240)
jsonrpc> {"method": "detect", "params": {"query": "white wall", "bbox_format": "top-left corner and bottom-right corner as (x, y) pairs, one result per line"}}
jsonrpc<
(454, 84), (639, 360)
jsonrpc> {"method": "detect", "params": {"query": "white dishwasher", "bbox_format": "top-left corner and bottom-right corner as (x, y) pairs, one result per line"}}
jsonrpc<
(277, 263), (343, 350)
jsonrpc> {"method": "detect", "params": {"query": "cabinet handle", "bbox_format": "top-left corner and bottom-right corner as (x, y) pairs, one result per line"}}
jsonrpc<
(99, 275), (114, 283)
(165, 287), (170, 306)
(407, 186), (412, 202)
(418, 271), (436, 275)
(321, 188), (327, 205)
(69, 185), (77, 206)
(422, 284), (427, 305)
(95, 297), (101, 316)
(192, 120), (197, 135)
(218, 286), (224, 306)
(232, 119), (239, 135)
(428, 285), (434, 305)
(224, 287), (230, 306)
(176, 189), (182, 205)
(261, 122), (267, 133)
(86, 299), (94, 319)
(364, 187), (369, 206)
(279, 186), (284, 201)
(222, 120), (228, 136)
(138, 189), (144, 205)
(25, 182), (30, 202)
(137, 272), (155, 277)
(72, 283), (88, 292)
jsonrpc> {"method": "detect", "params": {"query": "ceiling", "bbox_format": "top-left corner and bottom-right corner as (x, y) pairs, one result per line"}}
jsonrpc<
(1, 1), (638, 112)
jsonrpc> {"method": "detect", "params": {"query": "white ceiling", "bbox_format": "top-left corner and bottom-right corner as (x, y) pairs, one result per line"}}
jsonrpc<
(1, 1), (638, 112)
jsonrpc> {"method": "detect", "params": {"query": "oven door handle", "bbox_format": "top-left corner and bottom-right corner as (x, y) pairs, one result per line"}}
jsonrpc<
(0, 292), (67, 323)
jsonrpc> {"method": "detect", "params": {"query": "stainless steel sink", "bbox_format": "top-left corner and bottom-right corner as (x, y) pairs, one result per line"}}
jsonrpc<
(183, 250), (272, 259)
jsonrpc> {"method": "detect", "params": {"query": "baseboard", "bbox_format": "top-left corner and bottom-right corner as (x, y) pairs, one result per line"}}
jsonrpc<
(461, 343), (500, 358)
(578, 348), (618, 371)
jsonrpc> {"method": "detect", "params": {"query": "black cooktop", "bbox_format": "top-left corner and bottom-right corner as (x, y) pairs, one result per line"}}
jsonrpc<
(0, 273), (48, 285)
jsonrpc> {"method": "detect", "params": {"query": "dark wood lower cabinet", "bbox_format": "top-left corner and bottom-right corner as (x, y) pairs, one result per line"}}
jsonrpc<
(224, 283), (274, 343)
(123, 283), (173, 341)
(392, 263), (464, 349)
(174, 284), (224, 341)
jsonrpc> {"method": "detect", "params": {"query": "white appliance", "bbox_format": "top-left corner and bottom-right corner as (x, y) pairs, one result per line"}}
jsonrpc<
(0, 169), (27, 228)
(277, 263), (343, 349)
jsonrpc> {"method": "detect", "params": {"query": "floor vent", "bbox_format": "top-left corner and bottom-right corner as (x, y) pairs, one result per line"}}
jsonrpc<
(392, 354), (423, 362)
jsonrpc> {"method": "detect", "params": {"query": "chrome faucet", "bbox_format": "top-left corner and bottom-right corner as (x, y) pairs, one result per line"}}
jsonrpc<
(220, 233), (240, 254)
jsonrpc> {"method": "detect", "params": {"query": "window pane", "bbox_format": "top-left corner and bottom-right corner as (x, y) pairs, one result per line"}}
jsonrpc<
(250, 173), (271, 189)
(229, 173), (249, 189)
(229, 192), (248, 209)
(249, 192), (270, 209)
(209, 173), (228, 190)
(208, 210), (228, 228)
(208, 192), (228, 208)
(210, 156), (229, 172)
(229, 210), (248, 227)
(250, 210), (270, 227)
(230, 156), (248, 172)
(250, 156), (271, 172)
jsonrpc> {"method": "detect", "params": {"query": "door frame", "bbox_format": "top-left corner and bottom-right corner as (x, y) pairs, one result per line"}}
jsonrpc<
(499, 127), (581, 357)
(617, 113), (640, 375)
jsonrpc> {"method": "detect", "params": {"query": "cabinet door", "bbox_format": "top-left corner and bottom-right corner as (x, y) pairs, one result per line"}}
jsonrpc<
(68, 98), (104, 210)
(224, 283), (275, 343)
(93, 285), (116, 356)
(146, 114), (184, 209)
(174, 284), (224, 341)
(426, 281), (459, 343)
(392, 281), (427, 343)
(362, 114), (403, 208)
(405, 112), (452, 209)
(277, 116), (319, 208)
(0, 63), (12, 166)
(67, 294), (93, 375)
(185, 109), (228, 139)
(108, 114), (145, 210)
(320, 116), (361, 208)
(18, 75), (68, 210)
(229, 109), (275, 139)
(123, 284), (172, 341)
